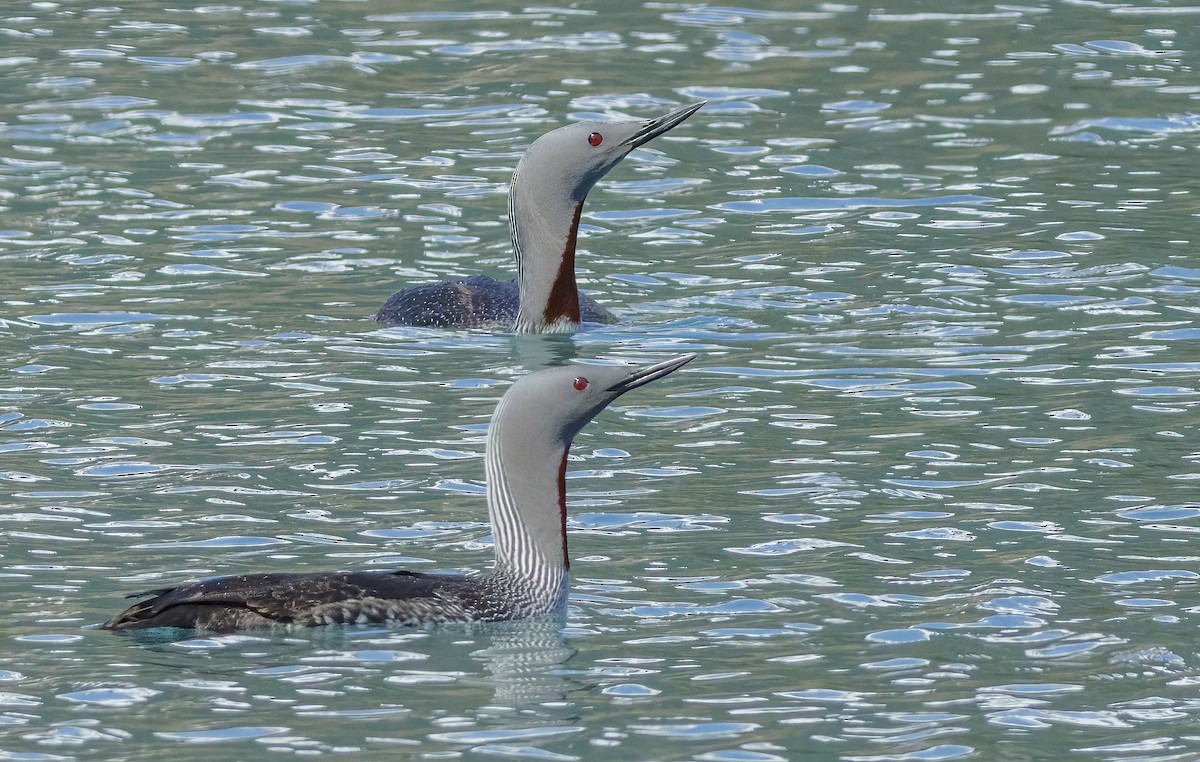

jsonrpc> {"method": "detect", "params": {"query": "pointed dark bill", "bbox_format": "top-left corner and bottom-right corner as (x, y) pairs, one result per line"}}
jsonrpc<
(621, 101), (706, 148)
(605, 353), (697, 395)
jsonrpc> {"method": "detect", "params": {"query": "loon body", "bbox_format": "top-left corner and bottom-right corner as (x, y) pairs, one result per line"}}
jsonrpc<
(104, 354), (695, 633)
(375, 101), (705, 332)
(377, 275), (616, 331)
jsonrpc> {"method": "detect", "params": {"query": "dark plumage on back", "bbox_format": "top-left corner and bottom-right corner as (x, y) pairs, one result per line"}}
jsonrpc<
(375, 275), (615, 329)
(105, 571), (488, 631)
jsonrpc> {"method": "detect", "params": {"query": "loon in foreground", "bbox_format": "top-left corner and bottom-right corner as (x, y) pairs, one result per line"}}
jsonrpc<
(103, 354), (696, 633)
(375, 101), (705, 332)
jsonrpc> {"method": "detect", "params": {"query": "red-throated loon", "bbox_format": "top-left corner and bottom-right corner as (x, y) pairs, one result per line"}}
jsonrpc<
(374, 101), (705, 333)
(103, 354), (696, 633)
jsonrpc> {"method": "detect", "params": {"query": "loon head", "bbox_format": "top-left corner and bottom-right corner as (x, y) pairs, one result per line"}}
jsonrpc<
(497, 353), (697, 444)
(515, 101), (706, 205)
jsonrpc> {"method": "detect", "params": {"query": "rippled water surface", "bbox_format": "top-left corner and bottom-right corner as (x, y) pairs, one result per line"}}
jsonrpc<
(3, 1), (1200, 759)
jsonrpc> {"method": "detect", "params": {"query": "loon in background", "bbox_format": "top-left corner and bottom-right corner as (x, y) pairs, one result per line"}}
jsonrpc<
(375, 101), (705, 332)
(103, 354), (696, 633)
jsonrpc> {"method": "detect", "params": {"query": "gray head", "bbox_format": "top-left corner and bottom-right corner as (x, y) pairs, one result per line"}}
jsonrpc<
(493, 354), (696, 446)
(514, 101), (706, 204)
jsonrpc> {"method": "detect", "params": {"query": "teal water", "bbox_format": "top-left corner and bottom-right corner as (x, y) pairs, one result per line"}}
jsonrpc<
(2, 1), (1199, 759)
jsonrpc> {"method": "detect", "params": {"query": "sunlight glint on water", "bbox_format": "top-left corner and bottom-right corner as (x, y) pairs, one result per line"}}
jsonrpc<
(1, 1), (1198, 759)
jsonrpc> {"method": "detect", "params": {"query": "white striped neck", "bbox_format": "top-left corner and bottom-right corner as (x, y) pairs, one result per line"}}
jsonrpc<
(483, 393), (572, 611)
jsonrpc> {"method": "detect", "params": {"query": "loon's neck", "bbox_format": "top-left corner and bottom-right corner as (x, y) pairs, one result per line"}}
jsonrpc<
(509, 171), (584, 333)
(483, 393), (571, 612)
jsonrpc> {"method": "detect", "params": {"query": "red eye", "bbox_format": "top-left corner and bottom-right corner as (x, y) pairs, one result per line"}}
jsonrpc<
(573, 377), (589, 391)
(587, 132), (602, 147)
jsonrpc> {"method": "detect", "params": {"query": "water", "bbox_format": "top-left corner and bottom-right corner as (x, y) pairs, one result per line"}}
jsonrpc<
(2, 0), (1199, 759)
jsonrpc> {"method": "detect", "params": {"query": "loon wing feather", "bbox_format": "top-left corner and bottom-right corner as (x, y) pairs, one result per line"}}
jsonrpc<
(300, 592), (474, 627)
(103, 570), (479, 632)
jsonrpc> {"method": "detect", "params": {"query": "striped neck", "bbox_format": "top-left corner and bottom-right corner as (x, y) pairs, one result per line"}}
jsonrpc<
(483, 394), (571, 612)
(510, 165), (584, 333)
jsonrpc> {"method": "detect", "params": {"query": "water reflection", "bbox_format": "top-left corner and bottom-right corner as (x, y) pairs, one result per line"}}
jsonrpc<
(471, 617), (576, 708)
(509, 332), (579, 371)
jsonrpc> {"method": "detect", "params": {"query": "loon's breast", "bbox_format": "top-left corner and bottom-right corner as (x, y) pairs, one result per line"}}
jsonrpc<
(375, 276), (615, 329)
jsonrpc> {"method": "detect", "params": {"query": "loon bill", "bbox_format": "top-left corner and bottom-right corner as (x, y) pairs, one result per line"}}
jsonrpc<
(375, 101), (705, 333)
(103, 354), (696, 633)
